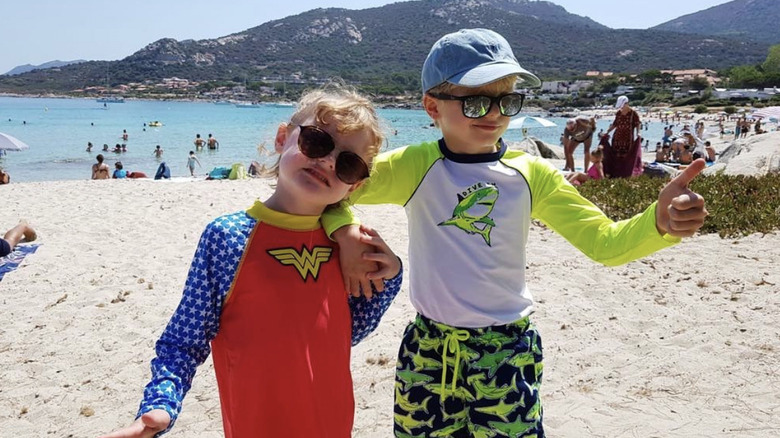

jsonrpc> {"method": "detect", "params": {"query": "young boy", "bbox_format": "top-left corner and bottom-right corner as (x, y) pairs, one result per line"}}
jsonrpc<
(100, 87), (404, 438)
(324, 28), (708, 437)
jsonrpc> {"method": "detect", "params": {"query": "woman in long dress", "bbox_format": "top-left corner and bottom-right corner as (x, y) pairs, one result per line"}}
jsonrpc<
(604, 95), (642, 178)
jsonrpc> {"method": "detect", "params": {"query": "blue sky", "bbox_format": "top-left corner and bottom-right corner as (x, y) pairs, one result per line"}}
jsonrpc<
(1, 0), (730, 74)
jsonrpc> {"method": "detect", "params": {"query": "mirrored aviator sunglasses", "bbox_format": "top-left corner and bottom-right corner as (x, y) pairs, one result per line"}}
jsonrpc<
(297, 125), (370, 184)
(428, 92), (525, 119)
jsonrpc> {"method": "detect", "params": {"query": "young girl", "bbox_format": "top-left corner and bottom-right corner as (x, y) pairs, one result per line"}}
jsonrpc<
(186, 150), (201, 176)
(566, 148), (605, 185)
(99, 86), (404, 438)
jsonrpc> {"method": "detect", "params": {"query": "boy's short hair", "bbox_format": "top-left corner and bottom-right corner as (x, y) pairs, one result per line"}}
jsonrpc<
(421, 28), (540, 94)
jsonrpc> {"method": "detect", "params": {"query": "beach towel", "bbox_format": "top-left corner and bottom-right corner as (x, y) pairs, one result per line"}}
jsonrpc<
(0, 244), (40, 282)
(207, 167), (231, 180)
(603, 135), (643, 178)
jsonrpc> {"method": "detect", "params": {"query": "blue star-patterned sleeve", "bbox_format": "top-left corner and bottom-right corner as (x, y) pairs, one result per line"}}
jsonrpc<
(135, 212), (253, 433)
(349, 261), (403, 346)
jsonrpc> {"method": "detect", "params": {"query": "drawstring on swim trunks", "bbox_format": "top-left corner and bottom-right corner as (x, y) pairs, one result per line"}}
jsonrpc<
(440, 329), (470, 398)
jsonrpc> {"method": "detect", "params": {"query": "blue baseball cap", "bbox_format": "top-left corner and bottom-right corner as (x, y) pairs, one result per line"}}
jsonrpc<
(421, 28), (541, 94)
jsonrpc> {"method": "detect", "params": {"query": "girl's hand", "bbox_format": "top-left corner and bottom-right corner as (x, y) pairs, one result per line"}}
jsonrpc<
(98, 409), (171, 438)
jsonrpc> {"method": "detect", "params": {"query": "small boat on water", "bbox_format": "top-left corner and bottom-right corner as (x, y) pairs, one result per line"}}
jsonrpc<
(96, 96), (125, 103)
(148, 121), (163, 127)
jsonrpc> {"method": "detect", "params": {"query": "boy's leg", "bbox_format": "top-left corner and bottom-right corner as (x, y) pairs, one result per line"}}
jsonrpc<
(394, 316), (470, 438)
(464, 318), (545, 437)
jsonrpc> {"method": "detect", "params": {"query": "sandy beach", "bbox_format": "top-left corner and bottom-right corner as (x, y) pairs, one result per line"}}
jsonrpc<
(1, 176), (778, 437)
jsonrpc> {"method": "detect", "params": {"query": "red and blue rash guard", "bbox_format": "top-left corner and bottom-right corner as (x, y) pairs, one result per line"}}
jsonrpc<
(137, 201), (403, 436)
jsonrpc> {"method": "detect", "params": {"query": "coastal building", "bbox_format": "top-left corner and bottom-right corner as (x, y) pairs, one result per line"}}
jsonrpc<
(541, 80), (594, 94)
(585, 71), (614, 78)
(660, 69), (720, 85)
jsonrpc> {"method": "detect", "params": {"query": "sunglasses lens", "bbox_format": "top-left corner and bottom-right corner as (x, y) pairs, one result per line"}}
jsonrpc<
(462, 96), (493, 118)
(335, 152), (370, 184)
(500, 94), (524, 116)
(298, 126), (334, 158)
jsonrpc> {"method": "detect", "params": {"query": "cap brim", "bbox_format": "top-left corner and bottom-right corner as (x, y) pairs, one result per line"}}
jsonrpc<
(449, 62), (541, 89)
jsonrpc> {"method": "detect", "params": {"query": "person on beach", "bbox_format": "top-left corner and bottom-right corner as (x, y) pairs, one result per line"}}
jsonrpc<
(566, 148), (605, 185)
(604, 95), (642, 178)
(102, 144), (109, 152)
(207, 133), (219, 150)
(152, 145), (163, 158)
(703, 141), (716, 162)
(186, 151), (201, 176)
(322, 28), (709, 437)
(0, 168), (9, 185)
(154, 162), (171, 180)
(193, 134), (205, 150)
(122, 129), (129, 142)
(0, 220), (37, 258)
(99, 86), (404, 438)
(562, 115), (597, 171)
(655, 142), (670, 163)
(113, 161), (127, 179)
(91, 154), (110, 180)
(86, 142), (93, 152)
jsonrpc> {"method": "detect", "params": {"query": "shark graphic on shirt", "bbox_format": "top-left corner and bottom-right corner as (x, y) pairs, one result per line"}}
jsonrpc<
(438, 183), (499, 246)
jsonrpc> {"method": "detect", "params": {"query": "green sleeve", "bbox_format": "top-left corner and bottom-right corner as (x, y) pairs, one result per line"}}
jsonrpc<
(321, 142), (442, 237)
(521, 156), (680, 266)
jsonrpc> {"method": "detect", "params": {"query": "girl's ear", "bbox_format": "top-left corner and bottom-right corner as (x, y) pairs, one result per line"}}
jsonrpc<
(275, 123), (290, 154)
(344, 179), (365, 197)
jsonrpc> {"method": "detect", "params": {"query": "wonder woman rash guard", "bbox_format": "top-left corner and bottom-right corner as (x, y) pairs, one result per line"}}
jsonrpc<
(137, 201), (402, 437)
(323, 138), (678, 328)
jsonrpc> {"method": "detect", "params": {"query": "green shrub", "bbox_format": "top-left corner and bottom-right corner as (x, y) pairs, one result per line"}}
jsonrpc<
(576, 173), (780, 238)
(724, 105), (737, 114)
(694, 104), (709, 114)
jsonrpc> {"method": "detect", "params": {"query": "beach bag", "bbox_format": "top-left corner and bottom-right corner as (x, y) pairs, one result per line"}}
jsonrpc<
(643, 162), (669, 178)
(229, 163), (246, 180)
(154, 162), (171, 180)
(208, 167), (231, 180)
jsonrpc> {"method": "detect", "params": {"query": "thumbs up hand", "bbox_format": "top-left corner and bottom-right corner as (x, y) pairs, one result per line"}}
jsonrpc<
(656, 159), (709, 237)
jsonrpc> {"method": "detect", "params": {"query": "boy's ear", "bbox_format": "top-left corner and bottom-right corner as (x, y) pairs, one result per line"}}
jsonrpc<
(422, 94), (440, 121)
(274, 123), (289, 154)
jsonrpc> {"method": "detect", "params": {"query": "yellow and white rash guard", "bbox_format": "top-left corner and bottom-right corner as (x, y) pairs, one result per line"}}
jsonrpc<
(324, 139), (679, 328)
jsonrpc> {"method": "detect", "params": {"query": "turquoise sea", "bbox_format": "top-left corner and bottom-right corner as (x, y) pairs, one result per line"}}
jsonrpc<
(0, 96), (666, 182)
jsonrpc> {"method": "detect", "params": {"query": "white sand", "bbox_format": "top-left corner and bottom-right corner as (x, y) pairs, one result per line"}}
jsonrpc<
(1, 178), (778, 437)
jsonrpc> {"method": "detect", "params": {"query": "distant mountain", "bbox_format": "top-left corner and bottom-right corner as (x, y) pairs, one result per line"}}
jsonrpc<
(3, 59), (87, 76)
(652, 0), (780, 45)
(0, 0), (770, 94)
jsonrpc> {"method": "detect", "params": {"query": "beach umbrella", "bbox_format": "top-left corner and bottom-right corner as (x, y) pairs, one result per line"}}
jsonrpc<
(0, 132), (30, 151)
(752, 106), (780, 120)
(507, 116), (557, 130)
